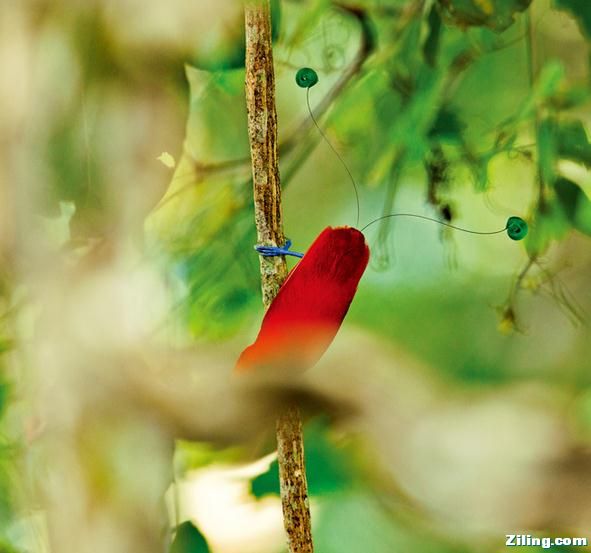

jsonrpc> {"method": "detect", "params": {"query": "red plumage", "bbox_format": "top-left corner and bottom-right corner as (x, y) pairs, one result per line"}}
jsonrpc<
(236, 226), (369, 372)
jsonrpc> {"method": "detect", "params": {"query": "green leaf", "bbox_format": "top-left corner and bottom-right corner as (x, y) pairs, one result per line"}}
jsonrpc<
(554, 177), (591, 235)
(423, 4), (442, 67)
(389, 65), (449, 162)
(556, 120), (591, 168)
(284, 0), (330, 47)
(428, 106), (466, 142)
(554, 0), (591, 38)
(504, 62), (565, 128)
(145, 65), (261, 339)
(525, 202), (571, 256)
(439, 0), (533, 32)
(145, 66), (251, 253)
(170, 521), (210, 553)
(538, 118), (557, 186)
(184, 67), (250, 164)
(250, 418), (354, 498)
(524, 177), (591, 255)
(536, 61), (566, 98)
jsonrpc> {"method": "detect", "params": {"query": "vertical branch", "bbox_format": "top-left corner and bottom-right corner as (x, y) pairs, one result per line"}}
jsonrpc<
(244, 2), (314, 552)
(245, 0), (287, 304)
(275, 406), (314, 552)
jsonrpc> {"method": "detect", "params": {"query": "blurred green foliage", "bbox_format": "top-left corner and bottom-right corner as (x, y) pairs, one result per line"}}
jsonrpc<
(251, 418), (355, 497)
(174, 441), (245, 474)
(0, 378), (16, 550)
(439, 0), (532, 31)
(143, 0), (591, 344)
(170, 522), (210, 553)
(554, 0), (591, 37)
(313, 491), (474, 553)
(192, 0), (281, 70)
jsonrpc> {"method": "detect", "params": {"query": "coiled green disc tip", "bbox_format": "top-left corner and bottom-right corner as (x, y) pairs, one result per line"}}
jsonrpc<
(506, 216), (528, 240)
(295, 67), (318, 88)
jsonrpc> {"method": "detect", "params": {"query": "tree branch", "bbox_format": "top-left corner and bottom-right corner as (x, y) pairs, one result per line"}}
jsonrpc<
(244, 2), (314, 552)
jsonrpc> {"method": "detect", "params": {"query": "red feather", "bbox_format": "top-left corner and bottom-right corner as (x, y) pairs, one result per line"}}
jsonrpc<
(236, 226), (369, 372)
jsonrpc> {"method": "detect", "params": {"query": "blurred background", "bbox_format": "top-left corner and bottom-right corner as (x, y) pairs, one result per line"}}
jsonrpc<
(1, 0), (590, 552)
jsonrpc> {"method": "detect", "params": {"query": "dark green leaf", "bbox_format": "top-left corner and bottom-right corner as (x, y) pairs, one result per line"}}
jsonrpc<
(554, 177), (591, 235)
(250, 460), (278, 497)
(423, 4), (442, 67)
(555, 177), (580, 220)
(271, 0), (282, 42)
(556, 120), (591, 168)
(428, 106), (466, 142)
(170, 521), (210, 553)
(554, 0), (591, 38)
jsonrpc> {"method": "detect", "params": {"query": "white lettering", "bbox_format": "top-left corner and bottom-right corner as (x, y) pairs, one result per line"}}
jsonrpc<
(504, 534), (587, 547)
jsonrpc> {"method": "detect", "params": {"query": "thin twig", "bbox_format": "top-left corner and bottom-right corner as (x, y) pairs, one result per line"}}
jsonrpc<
(244, 3), (314, 552)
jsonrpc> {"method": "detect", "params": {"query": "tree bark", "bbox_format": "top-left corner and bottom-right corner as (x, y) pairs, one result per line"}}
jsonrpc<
(244, 2), (314, 552)
(245, 0), (287, 304)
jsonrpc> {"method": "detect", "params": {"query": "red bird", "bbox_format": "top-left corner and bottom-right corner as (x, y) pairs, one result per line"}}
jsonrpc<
(236, 226), (369, 372)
